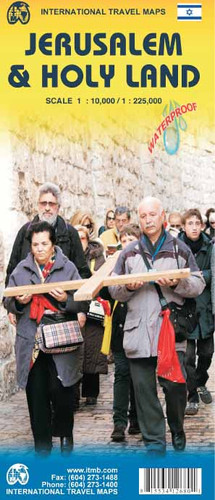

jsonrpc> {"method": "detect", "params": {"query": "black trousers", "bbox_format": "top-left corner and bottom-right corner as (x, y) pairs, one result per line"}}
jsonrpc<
(26, 351), (74, 452)
(129, 353), (187, 452)
(113, 350), (138, 428)
(185, 337), (214, 402)
(82, 373), (100, 398)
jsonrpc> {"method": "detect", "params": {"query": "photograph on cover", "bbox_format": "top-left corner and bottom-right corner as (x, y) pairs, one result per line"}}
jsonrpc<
(0, 1), (214, 499)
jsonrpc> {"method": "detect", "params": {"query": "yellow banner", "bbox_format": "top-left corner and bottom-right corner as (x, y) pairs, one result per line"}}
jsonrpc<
(0, 0), (214, 147)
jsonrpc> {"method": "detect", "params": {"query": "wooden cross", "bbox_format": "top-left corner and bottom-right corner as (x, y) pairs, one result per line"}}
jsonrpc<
(3, 251), (191, 300)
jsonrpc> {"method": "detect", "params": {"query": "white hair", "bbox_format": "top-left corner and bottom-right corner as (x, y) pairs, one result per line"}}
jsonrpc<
(138, 196), (164, 215)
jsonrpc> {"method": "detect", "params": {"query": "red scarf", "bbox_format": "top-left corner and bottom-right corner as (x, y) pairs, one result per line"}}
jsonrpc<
(30, 295), (58, 324)
(96, 296), (111, 316)
(29, 254), (58, 324)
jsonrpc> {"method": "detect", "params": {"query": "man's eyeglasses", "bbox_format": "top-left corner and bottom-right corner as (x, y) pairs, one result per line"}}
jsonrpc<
(83, 223), (93, 229)
(39, 201), (58, 208)
(170, 224), (181, 229)
(107, 216), (115, 221)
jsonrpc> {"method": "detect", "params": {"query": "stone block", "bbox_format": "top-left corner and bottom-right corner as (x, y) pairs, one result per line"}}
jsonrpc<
(0, 338), (13, 359)
(0, 360), (17, 400)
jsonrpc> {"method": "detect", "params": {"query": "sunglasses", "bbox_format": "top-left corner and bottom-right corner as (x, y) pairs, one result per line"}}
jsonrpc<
(107, 216), (115, 221)
(39, 201), (58, 208)
(83, 223), (93, 229)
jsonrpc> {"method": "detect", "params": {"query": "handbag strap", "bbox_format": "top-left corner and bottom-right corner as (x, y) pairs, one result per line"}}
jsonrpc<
(138, 241), (168, 311)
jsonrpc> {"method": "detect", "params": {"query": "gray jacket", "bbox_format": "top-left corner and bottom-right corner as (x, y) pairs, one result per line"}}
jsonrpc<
(109, 232), (205, 359)
(4, 247), (87, 388)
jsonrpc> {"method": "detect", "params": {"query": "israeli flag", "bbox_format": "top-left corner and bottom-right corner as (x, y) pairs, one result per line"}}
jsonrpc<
(177, 4), (202, 20)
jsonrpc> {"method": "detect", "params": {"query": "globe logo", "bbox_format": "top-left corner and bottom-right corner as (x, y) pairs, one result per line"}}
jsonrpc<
(7, 2), (30, 25)
(6, 464), (29, 486)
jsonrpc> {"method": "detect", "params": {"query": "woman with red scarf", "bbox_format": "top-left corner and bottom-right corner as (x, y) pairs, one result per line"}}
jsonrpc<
(4, 221), (87, 456)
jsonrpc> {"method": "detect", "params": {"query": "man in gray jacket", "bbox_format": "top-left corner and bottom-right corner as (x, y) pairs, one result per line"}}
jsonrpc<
(109, 197), (205, 454)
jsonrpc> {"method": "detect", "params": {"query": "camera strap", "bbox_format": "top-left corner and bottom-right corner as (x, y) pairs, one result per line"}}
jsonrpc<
(138, 241), (168, 311)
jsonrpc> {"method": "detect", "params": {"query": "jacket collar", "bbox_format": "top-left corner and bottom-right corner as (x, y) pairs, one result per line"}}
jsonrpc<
(23, 246), (67, 276)
(119, 230), (173, 260)
(141, 226), (166, 257)
(179, 231), (211, 253)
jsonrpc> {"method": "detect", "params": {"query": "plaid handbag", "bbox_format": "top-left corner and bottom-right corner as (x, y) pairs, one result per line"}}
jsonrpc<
(41, 320), (83, 349)
(36, 314), (84, 354)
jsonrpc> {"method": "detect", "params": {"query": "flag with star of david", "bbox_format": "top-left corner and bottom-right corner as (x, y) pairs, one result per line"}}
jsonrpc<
(177, 4), (202, 20)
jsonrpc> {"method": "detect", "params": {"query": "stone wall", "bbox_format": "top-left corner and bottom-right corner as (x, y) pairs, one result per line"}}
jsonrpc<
(0, 116), (214, 399)
(0, 231), (17, 399)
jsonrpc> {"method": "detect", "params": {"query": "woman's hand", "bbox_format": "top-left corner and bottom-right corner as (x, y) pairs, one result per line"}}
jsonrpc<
(8, 312), (17, 326)
(49, 288), (68, 302)
(15, 294), (32, 304)
(77, 312), (87, 328)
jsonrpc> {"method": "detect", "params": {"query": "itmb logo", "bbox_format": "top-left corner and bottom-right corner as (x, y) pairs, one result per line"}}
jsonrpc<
(7, 2), (30, 24)
(6, 464), (29, 486)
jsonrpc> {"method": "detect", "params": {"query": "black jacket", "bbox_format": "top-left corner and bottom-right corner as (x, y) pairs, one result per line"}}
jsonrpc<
(85, 240), (105, 272)
(179, 231), (214, 338)
(5, 214), (91, 285)
(111, 301), (127, 352)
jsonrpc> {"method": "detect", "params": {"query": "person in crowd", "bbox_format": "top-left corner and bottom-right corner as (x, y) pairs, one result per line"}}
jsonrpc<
(100, 223), (141, 441)
(5, 182), (90, 326)
(205, 212), (215, 240)
(4, 221), (88, 455)
(100, 206), (131, 253)
(178, 209), (214, 415)
(211, 243), (215, 321)
(110, 224), (141, 441)
(205, 208), (215, 231)
(70, 210), (97, 240)
(168, 212), (183, 236)
(201, 215), (207, 232)
(98, 209), (115, 236)
(109, 196), (205, 454)
(76, 225), (108, 405)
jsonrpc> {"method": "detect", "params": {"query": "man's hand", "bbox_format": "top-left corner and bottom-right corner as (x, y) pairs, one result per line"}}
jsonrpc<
(126, 281), (144, 291)
(15, 294), (32, 304)
(49, 288), (68, 302)
(8, 312), (17, 326)
(156, 278), (180, 287)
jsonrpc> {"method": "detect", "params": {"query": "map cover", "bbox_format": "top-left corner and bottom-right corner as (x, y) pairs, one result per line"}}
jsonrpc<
(0, 1), (214, 499)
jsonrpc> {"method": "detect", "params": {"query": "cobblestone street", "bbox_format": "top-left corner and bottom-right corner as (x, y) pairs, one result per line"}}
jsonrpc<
(0, 360), (214, 456)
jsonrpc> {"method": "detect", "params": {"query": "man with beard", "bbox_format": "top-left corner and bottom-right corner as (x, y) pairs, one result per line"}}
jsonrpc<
(5, 182), (90, 326)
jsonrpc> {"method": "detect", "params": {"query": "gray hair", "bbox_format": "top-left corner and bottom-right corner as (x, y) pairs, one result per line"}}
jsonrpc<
(115, 206), (131, 219)
(38, 182), (61, 206)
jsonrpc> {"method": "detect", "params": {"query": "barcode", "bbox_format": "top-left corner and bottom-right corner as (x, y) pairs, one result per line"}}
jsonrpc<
(139, 468), (202, 494)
